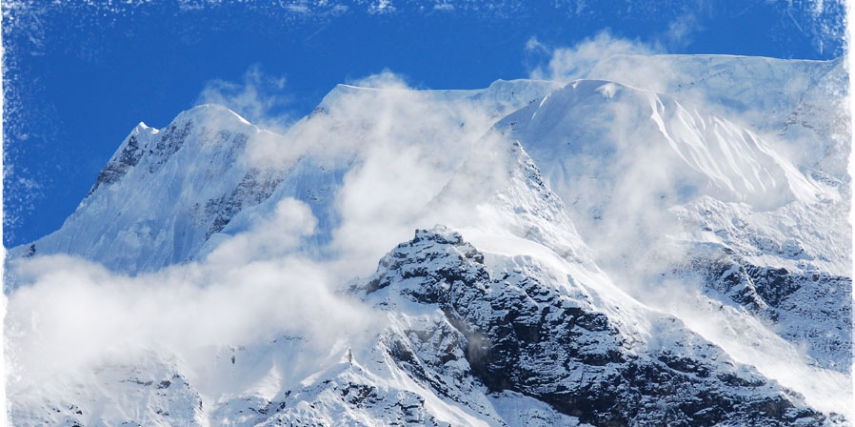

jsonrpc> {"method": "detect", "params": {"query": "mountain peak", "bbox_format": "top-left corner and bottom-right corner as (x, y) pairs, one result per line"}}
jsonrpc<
(133, 121), (155, 133)
(178, 103), (252, 126)
(8, 102), (270, 274)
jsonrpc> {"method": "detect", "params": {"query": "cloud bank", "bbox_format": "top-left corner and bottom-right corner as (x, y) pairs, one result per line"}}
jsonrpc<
(5, 206), (379, 396)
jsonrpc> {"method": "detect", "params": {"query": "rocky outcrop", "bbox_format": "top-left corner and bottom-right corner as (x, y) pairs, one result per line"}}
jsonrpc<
(355, 228), (827, 426)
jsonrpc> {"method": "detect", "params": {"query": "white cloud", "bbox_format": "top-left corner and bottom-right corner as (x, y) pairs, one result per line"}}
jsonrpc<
(303, 71), (503, 275)
(368, 0), (396, 14)
(527, 30), (663, 82)
(205, 198), (318, 266)
(525, 36), (548, 53)
(4, 247), (378, 395)
(663, 11), (699, 50)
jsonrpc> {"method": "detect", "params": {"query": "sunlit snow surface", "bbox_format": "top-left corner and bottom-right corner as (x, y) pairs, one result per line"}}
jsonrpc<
(5, 56), (851, 425)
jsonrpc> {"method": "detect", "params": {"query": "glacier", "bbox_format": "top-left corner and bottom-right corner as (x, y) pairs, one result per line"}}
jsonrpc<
(4, 55), (851, 426)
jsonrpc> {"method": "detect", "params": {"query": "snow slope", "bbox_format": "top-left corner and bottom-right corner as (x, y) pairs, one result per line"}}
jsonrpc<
(494, 73), (851, 374)
(587, 54), (849, 180)
(5, 79), (560, 277)
(5, 104), (282, 274)
(4, 56), (851, 426)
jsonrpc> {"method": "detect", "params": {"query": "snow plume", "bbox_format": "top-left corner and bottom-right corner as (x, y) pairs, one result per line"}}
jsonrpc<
(662, 10), (699, 51)
(527, 31), (663, 84)
(250, 70), (492, 168)
(320, 75), (490, 269)
(196, 65), (292, 132)
(528, 32), (849, 171)
(526, 32), (738, 125)
(242, 70), (525, 277)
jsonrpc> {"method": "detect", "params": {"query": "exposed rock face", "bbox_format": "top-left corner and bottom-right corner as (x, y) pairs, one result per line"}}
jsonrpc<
(88, 133), (145, 196)
(355, 228), (826, 427)
(673, 247), (853, 373)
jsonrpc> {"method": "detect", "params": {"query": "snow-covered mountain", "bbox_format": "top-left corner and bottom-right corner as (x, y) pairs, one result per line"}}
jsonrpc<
(5, 79), (561, 274)
(4, 55), (851, 426)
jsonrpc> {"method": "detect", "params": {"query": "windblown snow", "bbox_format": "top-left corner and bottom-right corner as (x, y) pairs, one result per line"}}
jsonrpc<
(4, 56), (851, 426)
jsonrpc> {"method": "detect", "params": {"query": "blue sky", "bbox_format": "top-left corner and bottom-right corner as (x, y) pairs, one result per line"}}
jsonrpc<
(1, 0), (847, 248)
